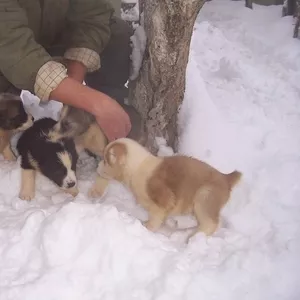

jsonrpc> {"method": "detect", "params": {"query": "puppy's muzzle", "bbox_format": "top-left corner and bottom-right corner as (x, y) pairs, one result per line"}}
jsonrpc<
(62, 172), (77, 189)
(67, 181), (76, 188)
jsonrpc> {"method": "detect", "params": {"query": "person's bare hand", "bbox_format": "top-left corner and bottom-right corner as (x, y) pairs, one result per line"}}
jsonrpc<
(50, 77), (131, 141)
(94, 95), (132, 141)
(66, 60), (86, 83)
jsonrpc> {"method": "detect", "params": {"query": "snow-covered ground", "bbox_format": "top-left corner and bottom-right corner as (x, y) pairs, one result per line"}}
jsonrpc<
(1, 1), (300, 299)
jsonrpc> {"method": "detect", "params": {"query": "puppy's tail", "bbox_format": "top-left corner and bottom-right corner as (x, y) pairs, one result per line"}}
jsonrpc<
(226, 170), (242, 189)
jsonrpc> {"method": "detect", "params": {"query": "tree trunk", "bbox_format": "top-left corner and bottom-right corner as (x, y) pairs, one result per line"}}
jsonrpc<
(128, 0), (205, 153)
(245, 0), (253, 9)
(293, 0), (300, 38)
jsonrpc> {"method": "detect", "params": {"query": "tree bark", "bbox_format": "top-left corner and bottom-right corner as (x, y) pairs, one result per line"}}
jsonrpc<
(128, 0), (205, 153)
(293, 0), (300, 38)
(245, 0), (253, 9)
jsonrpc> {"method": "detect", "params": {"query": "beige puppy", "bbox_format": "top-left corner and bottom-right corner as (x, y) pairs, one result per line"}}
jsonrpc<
(50, 103), (145, 159)
(49, 105), (108, 158)
(89, 138), (242, 239)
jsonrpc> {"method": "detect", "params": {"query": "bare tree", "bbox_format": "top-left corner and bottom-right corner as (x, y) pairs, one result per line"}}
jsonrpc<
(245, 0), (253, 9)
(293, 0), (300, 38)
(282, 0), (300, 38)
(128, 0), (205, 153)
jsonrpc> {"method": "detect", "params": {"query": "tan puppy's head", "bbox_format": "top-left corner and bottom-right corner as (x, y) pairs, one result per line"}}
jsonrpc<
(50, 105), (95, 141)
(97, 138), (152, 183)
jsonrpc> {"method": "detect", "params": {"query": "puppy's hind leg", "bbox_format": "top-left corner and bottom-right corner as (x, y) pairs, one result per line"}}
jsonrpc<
(1, 132), (16, 161)
(143, 182), (176, 232)
(188, 186), (226, 241)
(3, 144), (16, 161)
(143, 205), (168, 232)
(19, 168), (36, 201)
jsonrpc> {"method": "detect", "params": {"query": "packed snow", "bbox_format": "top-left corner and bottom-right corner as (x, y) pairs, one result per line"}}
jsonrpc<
(121, 0), (139, 23)
(129, 20), (147, 81)
(121, 2), (139, 23)
(0, 1), (300, 299)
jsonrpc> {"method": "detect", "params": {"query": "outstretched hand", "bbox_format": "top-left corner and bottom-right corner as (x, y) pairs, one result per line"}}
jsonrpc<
(50, 76), (132, 141)
(94, 96), (132, 142)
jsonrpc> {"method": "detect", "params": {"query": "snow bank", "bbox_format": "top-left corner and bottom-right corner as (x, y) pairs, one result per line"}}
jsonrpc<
(0, 1), (300, 299)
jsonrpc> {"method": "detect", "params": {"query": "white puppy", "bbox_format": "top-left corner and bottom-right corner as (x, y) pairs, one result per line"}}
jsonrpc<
(89, 138), (242, 240)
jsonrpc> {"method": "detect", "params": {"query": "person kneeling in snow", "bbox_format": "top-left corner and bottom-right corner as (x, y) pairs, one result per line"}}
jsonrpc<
(0, 0), (141, 141)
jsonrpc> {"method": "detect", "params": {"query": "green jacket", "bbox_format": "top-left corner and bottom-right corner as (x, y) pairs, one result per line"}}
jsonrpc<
(0, 0), (115, 100)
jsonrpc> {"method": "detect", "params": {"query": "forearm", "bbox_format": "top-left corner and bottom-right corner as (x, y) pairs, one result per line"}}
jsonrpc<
(49, 77), (107, 116)
(66, 59), (87, 83)
(50, 75), (132, 142)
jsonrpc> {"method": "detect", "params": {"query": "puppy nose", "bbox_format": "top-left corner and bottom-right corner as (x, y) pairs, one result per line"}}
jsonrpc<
(31, 116), (34, 121)
(67, 181), (76, 188)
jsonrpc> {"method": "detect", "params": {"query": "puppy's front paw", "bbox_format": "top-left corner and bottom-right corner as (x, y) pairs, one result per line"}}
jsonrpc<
(165, 218), (178, 229)
(88, 185), (104, 198)
(19, 189), (35, 201)
(142, 220), (151, 230)
(4, 153), (17, 161)
(142, 220), (160, 232)
(88, 176), (109, 198)
(65, 187), (79, 197)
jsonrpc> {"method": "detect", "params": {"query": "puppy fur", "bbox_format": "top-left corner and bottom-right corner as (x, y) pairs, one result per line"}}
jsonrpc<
(50, 103), (145, 159)
(0, 93), (34, 161)
(49, 105), (108, 158)
(89, 138), (242, 240)
(17, 117), (79, 200)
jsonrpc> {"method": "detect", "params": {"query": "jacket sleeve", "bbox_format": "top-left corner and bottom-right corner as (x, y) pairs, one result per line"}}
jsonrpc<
(64, 0), (114, 72)
(0, 0), (68, 101)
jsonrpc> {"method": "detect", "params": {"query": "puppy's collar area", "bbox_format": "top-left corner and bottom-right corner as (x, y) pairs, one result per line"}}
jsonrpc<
(125, 156), (153, 188)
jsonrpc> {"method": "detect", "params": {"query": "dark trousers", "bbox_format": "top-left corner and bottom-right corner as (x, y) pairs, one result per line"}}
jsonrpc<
(48, 17), (133, 104)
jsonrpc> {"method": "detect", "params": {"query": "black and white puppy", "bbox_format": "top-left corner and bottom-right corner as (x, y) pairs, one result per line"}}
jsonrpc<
(17, 117), (79, 200)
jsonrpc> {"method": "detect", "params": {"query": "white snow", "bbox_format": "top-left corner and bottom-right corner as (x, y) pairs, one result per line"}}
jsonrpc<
(121, 2), (139, 22)
(129, 22), (147, 81)
(1, 1), (300, 299)
(155, 137), (174, 157)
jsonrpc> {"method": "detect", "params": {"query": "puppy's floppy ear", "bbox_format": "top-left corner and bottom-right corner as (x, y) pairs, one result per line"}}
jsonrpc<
(104, 143), (127, 166)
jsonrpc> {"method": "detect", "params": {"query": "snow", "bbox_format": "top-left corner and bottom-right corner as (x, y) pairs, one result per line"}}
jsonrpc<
(129, 22), (147, 81)
(121, 1), (139, 22)
(1, 1), (300, 299)
(155, 137), (174, 157)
